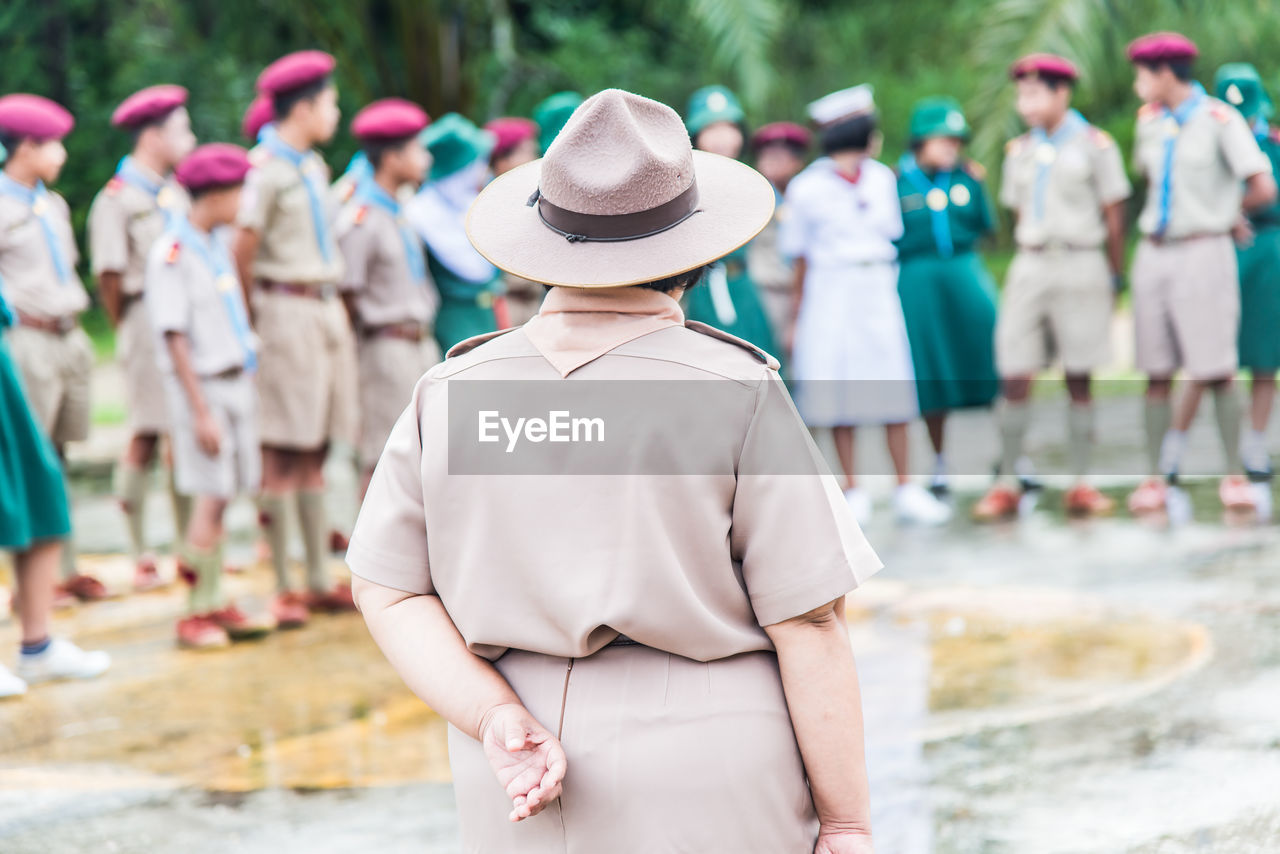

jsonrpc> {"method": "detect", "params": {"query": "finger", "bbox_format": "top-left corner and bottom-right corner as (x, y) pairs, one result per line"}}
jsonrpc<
(503, 718), (528, 752)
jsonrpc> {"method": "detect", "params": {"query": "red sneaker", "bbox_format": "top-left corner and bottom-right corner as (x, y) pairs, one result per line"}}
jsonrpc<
(972, 484), (1021, 522)
(58, 574), (110, 602)
(1064, 484), (1116, 517)
(176, 615), (230, 650)
(208, 604), (275, 640)
(133, 557), (167, 592)
(271, 592), (311, 630)
(1127, 478), (1167, 515)
(329, 530), (350, 554)
(306, 583), (357, 614)
(1219, 475), (1257, 511)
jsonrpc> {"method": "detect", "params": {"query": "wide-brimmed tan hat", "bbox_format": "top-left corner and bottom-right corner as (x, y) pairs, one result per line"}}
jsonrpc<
(466, 88), (775, 288)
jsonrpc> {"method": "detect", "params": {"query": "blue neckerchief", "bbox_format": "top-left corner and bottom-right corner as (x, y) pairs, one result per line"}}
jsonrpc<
(262, 134), (333, 263)
(114, 156), (178, 226)
(343, 152), (373, 186)
(257, 123), (277, 145)
(355, 178), (427, 284)
(899, 153), (954, 257)
(1253, 117), (1269, 141)
(170, 216), (257, 373)
(1029, 109), (1087, 220)
(1155, 82), (1207, 237)
(0, 173), (72, 283)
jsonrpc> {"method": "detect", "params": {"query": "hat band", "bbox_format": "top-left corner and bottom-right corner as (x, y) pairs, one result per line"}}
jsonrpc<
(529, 180), (701, 243)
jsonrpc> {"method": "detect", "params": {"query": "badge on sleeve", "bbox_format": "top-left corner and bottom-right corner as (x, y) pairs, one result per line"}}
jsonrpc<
(165, 241), (182, 265)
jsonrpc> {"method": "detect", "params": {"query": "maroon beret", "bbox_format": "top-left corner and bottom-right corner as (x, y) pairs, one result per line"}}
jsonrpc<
(241, 95), (274, 141)
(0, 94), (74, 141)
(351, 98), (430, 141)
(1127, 32), (1198, 64)
(750, 121), (812, 152)
(1009, 53), (1080, 82)
(484, 117), (538, 157)
(174, 143), (252, 192)
(256, 50), (336, 96)
(111, 84), (188, 129)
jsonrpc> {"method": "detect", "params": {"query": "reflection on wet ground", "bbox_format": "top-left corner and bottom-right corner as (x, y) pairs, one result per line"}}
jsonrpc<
(3, 471), (1280, 852)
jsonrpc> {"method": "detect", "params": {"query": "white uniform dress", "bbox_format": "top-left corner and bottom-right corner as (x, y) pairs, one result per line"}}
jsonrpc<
(779, 157), (918, 426)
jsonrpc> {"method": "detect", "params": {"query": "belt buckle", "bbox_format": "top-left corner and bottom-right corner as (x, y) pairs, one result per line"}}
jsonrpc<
(56, 316), (76, 335)
(318, 283), (338, 301)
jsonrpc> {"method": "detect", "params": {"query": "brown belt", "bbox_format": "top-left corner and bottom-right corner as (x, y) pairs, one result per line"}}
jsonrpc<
(16, 310), (77, 335)
(1144, 231), (1228, 247)
(202, 365), (245, 381)
(259, 279), (338, 301)
(362, 321), (429, 342)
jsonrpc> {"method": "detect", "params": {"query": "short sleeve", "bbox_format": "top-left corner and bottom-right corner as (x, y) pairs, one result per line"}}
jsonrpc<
(234, 166), (274, 232)
(999, 148), (1019, 210)
(729, 371), (882, 626)
(1091, 134), (1131, 206)
(1221, 110), (1271, 180)
(144, 247), (190, 336)
(87, 191), (128, 275)
(777, 184), (811, 261)
(336, 218), (371, 293)
(346, 381), (433, 595)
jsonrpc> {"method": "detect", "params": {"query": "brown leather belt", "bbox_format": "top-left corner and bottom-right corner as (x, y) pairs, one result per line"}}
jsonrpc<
(203, 365), (245, 381)
(362, 321), (429, 342)
(259, 279), (338, 300)
(1145, 231), (1228, 247)
(16, 310), (77, 335)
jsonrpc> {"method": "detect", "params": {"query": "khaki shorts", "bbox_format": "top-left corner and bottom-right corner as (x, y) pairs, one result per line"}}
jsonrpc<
(117, 300), (169, 433)
(253, 290), (358, 450)
(357, 333), (441, 468)
(997, 248), (1113, 376)
(165, 372), (260, 498)
(8, 324), (92, 445)
(1132, 235), (1239, 379)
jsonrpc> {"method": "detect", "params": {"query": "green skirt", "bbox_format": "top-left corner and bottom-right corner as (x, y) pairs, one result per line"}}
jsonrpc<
(0, 335), (70, 549)
(434, 295), (498, 356)
(684, 267), (783, 372)
(1238, 225), (1280, 371)
(897, 252), (999, 415)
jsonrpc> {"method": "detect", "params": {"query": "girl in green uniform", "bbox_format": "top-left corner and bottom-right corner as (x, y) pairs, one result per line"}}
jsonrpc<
(1217, 63), (1280, 490)
(894, 97), (1000, 494)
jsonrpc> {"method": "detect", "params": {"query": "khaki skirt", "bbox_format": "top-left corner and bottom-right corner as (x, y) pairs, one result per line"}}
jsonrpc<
(447, 643), (820, 853)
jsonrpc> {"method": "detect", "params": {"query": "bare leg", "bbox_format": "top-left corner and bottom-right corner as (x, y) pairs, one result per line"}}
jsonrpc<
(832, 426), (856, 490)
(924, 413), (946, 457)
(14, 540), (60, 644)
(1250, 371), (1276, 432)
(885, 422), (910, 486)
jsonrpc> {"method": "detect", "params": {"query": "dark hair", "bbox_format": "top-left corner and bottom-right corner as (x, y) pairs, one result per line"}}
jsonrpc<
(272, 76), (333, 121)
(636, 264), (711, 294)
(1137, 59), (1194, 82)
(1018, 71), (1075, 91)
(188, 182), (243, 202)
(755, 139), (807, 159)
(0, 133), (19, 155)
(362, 134), (417, 170)
(128, 105), (184, 145)
(820, 114), (877, 155)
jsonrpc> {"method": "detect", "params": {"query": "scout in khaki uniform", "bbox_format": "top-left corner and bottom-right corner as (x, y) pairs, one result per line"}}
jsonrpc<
(1125, 33), (1277, 515)
(748, 121), (811, 352)
(1216, 63), (1280, 508)
(974, 54), (1132, 521)
(89, 84), (196, 589)
(349, 88), (881, 852)
(484, 116), (544, 327)
(0, 94), (107, 602)
(406, 113), (506, 353)
(231, 50), (357, 627)
(336, 99), (442, 496)
(147, 144), (275, 649)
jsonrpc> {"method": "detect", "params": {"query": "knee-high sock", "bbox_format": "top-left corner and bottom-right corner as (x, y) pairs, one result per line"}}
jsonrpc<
(1214, 385), (1244, 474)
(997, 400), (1031, 482)
(296, 490), (330, 593)
(116, 464), (149, 562)
(167, 468), (192, 553)
(257, 494), (291, 592)
(184, 544), (225, 614)
(1143, 398), (1172, 476)
(1067, 403), (1094, 481)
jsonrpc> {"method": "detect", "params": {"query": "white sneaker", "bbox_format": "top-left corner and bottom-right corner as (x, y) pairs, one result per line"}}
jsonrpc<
(1165, 484), (1193, 527)
(844, 487), (873, 525)
(894, 482), (953, 526)
(1251, 482), (1273, 522)
(15, 638), (111, 685)
(0, 664), (27, 698)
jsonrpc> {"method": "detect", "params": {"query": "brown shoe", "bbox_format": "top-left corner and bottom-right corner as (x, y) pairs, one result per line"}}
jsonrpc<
(271, 592), (311, 630)
(1064, 484), (1116, 517)
(208, 604), (275, 640)
(972, 484), (1021, 522)
(306, 583), (357, 614)
(59, 574), (110, 602)
(328, 530), (350, 554)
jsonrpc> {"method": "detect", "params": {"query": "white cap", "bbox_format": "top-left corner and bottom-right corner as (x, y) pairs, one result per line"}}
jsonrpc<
(807, 84), (875, 128)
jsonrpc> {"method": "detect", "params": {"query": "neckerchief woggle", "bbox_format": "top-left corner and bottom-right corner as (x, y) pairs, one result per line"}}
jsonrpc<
(1029, 109), (1087, 220)
(899, 153), (954, 257)
(1154, 82), (1207, 238)
(170, 216), (257, 373)
(0, 173), (73, 284)
(113, 155), (180, 226)
(354, 178), (428, 285)
(262, 134), (334, 263)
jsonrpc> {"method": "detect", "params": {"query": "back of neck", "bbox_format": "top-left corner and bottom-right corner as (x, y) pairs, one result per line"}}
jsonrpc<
(2, 164), (37, 189)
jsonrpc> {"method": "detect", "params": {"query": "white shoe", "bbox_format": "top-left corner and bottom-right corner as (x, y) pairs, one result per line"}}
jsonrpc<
(0, 664), (27, 698)
(894, 482), (953, 526)
(844, 487), (872, 525)
(15, 638), (111, 685)
(1251, 482), (1273, 522)
(1165, 485), (1193, 527)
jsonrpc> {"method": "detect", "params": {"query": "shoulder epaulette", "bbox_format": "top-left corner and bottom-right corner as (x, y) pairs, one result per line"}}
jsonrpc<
(445, 326), (521, 359)
(1138, 102), (1161, 121)
(684, 320), (780, 371)
(105, 176), (124, 195)
(352, 204), (368, 225)
(1209, 102), (1232, 123)
(1091, 127), (1115, 149)
(962, 159), (987, 181)
(165, 240), (181, 265)
(1005, 135), (1027, 155)
(248, 146), (269, 167)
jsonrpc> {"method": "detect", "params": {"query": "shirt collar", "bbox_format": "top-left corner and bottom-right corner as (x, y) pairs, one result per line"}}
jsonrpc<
(524, 285), (685, 377)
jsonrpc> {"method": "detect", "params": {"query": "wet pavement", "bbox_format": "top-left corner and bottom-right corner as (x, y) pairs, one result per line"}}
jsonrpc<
(4, 394), (1280, 852)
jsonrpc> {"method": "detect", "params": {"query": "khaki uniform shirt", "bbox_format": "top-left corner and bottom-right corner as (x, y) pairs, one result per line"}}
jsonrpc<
(236, 144), (344, 285)
(1001, 113), (1131, 248)
(88, 159), (189, 296)
(145, 220), (257, 377)
(346, 285), (882, 663)
(0, 179), (85, 319)
(336, 190), (439, 328)
(1134, 92), (1270, 237)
